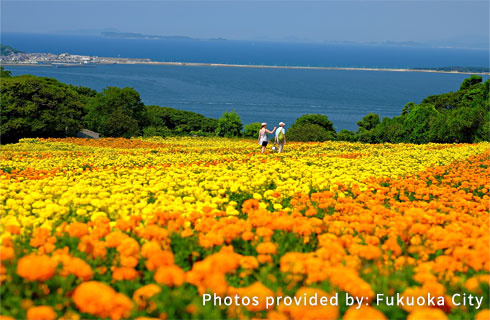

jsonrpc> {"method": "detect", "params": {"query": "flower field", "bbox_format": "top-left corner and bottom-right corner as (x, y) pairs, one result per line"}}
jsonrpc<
(1, 137), (489, 320)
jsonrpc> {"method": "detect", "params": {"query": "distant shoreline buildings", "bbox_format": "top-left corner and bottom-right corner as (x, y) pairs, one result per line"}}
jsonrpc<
(1, 50), (489, 75)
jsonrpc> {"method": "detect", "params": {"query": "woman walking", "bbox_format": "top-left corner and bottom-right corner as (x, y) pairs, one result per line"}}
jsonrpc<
(258, 122), (276, 153)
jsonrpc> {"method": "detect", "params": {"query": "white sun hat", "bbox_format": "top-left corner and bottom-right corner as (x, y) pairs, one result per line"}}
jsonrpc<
(261, 122), (267, 126)
(279, 122), (285, 126)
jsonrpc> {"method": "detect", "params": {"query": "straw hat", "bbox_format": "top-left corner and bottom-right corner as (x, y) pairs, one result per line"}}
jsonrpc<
(279, 122), (285, 126)
(261, 122), (267, 126)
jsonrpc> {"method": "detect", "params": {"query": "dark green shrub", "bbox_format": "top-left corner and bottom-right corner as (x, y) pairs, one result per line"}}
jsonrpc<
(243, 122), (261, 138)
(287, 123), (335, 142)
(215, 110), (243, 137)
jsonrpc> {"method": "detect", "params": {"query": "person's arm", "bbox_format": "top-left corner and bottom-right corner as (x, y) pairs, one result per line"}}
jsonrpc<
(266, 127), (277, 134)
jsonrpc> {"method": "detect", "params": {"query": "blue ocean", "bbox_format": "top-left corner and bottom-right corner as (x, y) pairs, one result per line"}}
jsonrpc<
(3, 33), (489, 131)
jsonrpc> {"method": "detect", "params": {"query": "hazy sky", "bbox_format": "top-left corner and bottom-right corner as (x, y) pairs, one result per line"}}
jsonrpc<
(1, 1), (489, 45)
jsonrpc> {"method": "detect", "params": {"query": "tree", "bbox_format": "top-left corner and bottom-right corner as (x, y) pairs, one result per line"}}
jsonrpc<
(215, 110), (242, 137)
(287, 123), (335, 142)
(85, 87), (145, 137)
(0, 67), (11, 78)
(356, 113), (380, 132)
(287, 114), (336, 142)
(293, 114), (335, 133)
(243, 122), (261, 138)
(403, 105), (439, 144)
(336, 129), (357, 142)
(1, 75), (84, 143)
(143, 105), (218, 135)
(460, 75), (483, 90)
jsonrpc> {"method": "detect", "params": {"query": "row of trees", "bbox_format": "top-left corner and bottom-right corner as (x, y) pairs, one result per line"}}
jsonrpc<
(0, 69), (226, 143)
(1, 68), (488, 144)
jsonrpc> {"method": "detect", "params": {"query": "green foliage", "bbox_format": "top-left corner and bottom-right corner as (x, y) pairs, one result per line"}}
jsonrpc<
(288, 114), (336, 142)
(0, 75), (85, 143)
(293, 114), (335, 132)
(336, 129), (357, 142)
(460, 75), (483, 90)
(0, 66), (12, 78)
(243, 122), (261, 138)
(354, 76), (490, 144)
(215, 110), (243, 138)
(144, 105), (218, 135)
(142, 126), (171, 137)
(287, 123), (335, 142)
(85, 87), (145, 137)
(356, 113), (380, 132)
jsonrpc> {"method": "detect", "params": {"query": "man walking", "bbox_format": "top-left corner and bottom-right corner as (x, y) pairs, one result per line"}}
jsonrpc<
(275, 122), (286, 153)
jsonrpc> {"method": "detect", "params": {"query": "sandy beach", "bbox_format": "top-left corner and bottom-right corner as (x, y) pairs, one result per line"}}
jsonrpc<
(2, 59), (489, 75)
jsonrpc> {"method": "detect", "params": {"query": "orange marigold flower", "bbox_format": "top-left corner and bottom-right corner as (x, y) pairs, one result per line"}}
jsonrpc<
(120, 255), (139, 268)
(0, 247), (14, 261)
(5, 225), (20, 235)
(133, 284), (161, 310)
(406, 307), (448, 320)
(29, 228), (52, 248)
(256, 242), (277, 255)
(475, 309), (490, 320)
(284, 287), (339, 320)
(465, 275), (490, 294)
(17, 254), (57, 281)
(73, 281), (133, 320)
(241, 231), (254, 241)
(116, 237), (140, 257)
(186, 304), (198, 314)
(240, 256), (259, 269)
(258, 254), (273, 264)
(62, 256), (93, 281)
(105, 231), (129, 248)
(145, 250), (175, 271)
(242, 199), (260, 213)
(154, 265), (185, 287)
(67, 222), (89, 238)
(343, 306), (387, 320)
(26, 306), (57, 320)
(112, 267), (139, 281)
(141, 241), (163, 258)
(232, 282), (274, 312)
(267, 310), (288, 320)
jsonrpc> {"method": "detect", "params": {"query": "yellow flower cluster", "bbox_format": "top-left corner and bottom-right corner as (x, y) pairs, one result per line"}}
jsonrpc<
(1, 138), (486, 232)
(0, 137), (488, 319)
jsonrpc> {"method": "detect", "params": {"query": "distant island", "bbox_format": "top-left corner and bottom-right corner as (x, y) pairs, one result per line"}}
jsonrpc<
(100, 32), (194, 40)
(1, 44), (23, 56)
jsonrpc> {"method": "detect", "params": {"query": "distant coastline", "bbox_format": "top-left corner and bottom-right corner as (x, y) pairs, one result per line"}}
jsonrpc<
(3, 59), (490, 75)
(2, 42), (489, 75)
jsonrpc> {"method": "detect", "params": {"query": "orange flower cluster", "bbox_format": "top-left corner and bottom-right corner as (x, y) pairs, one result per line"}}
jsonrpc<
(1, 138), (488, 319)
(72, 281), (133, 320)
